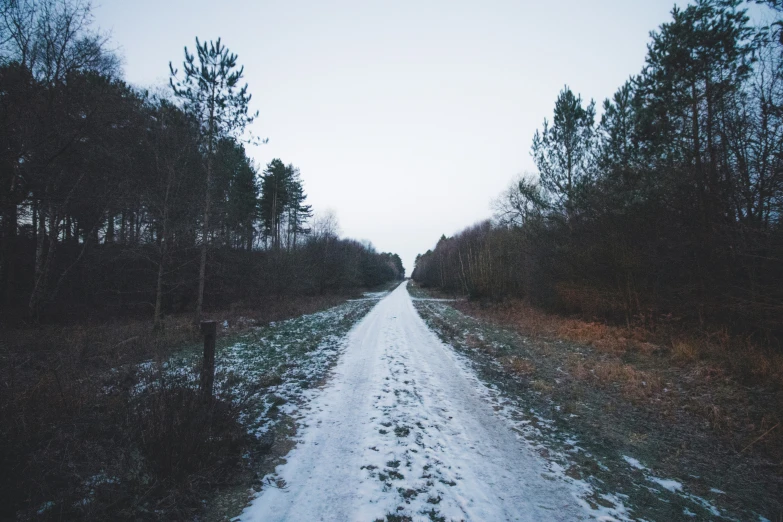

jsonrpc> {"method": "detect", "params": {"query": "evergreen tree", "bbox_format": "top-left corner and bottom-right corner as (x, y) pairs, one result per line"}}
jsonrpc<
(212, 138), (258, 250)
(284, 166), (313, 250)
(228, 148), (259, 251)
(531, 86), (596, 220)
(169, 37), (257, 321)
(756, 0), (782, 12)
(259, 158), (291, 249)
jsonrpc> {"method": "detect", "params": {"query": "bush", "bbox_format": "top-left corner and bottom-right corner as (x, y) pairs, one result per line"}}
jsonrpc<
(0, 358), (254, 521)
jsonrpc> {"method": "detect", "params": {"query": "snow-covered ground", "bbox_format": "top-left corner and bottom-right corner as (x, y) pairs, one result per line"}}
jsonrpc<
(240, 281), (591, 521)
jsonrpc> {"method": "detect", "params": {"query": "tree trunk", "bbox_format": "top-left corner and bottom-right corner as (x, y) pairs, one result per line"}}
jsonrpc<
(195, 128), (214, 323)
(1, 200), (17, 307)
(30, 200), (46, 315)
(64, 215), (72, 242)
(120, 210), (127, 243)
(195, 81), (221, 324)
(106, 212), (115, 243)
(195, 166), (212, 323)
(135, 212), (142, 244)
(29, 202), (58, 318)
(32, 199), (37, 244)
(154, 167), (175, 330)
(153, 238), (168, 330)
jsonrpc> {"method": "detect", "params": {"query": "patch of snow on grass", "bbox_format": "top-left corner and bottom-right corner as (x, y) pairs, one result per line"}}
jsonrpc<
(622, 455), (647, 470)
(649, 476), (683, 492)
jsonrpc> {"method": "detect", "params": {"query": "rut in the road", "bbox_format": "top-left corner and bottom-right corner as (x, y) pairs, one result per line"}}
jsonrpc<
(240, 282), (587, 522)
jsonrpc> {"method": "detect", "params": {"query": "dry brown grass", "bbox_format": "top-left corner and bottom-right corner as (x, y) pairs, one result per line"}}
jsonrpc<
(628, 431), (649, 445)
(593, 361), (663, 400)
(558, 319), (610, 344)
(566, 357), (663, 402)
(669, 332), (783, 385)
(456, 298), (783, 388)
(219, 294), (348, 329)
(567, 354), (591, 381)
(672, 339), (700, 365)
(464, 333), (483, 349)
(451, 296), (783, 470)
(530, 379), (554, 393)
(501, 356), (536, 376)
(463, 333), (502, 357)
(418, 288), (783, 517)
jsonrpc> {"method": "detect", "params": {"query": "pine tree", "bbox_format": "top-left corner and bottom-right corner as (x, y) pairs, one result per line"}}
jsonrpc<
(531, 86), (596, 221)
(211, 138), (258, 250)
(169, 37), (257, 322)
(284, 166), (313, 250)
(227, 147), (259, 251)
(259, 159), (290, 250)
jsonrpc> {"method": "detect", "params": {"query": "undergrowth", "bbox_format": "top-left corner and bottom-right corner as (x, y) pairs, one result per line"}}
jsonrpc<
(0, 293), (373, 520)
(412, 283), (783, 520)
(1, 364), (255, 520)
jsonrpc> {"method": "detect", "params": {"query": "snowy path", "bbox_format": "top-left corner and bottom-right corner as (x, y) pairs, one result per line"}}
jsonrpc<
(241, 282), (586, 522)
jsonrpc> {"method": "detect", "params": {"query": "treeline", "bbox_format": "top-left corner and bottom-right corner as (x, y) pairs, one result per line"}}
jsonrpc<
(414, 0), (783, 342)
(0, 0), (404, 325)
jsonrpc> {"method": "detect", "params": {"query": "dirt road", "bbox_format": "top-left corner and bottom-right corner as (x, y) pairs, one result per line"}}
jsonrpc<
(241, 282), (587, 521)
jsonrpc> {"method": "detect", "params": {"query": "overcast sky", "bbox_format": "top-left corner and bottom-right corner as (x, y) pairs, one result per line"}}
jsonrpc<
(94, 0), (691, 275)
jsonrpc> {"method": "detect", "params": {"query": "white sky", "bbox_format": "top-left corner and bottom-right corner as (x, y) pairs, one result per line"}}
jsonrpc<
(94, 0), (691, 275)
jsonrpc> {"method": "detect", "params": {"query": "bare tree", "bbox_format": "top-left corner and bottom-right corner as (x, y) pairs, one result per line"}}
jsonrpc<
(491, 173), (545, 228)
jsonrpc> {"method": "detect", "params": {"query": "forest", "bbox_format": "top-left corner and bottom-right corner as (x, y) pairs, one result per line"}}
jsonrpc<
(0, 0), (405, 328)
(4, 0), (783, 519)
(0, 1), (404, 518)
(413, 0), (783, 346)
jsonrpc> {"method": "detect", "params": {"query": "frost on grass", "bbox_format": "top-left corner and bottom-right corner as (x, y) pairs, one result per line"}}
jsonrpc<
(179, 299), (376, 438)
(414, 299), (736, 522)
(124, 299), (376, 511)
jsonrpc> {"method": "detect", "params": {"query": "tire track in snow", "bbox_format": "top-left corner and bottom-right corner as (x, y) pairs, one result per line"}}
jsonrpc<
(240, 282), (587, 521)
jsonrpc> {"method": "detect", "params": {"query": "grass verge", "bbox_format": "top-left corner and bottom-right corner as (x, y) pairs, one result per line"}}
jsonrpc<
(0, 292), (377, 520)
(412, 283), (782, 521)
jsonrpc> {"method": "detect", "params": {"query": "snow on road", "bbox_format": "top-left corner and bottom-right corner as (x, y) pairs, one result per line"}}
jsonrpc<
(241, 282), (588, 521)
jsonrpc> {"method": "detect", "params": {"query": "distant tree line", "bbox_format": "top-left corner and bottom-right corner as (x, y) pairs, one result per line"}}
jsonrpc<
(0, 0), (403, 325)
(413, 0), (783, 342)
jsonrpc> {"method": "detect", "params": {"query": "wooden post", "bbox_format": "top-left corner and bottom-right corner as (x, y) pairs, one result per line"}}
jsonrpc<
(199, 320), (217, 401)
